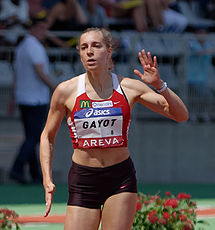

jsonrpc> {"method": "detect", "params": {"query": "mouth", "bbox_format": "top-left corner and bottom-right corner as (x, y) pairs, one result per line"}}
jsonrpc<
(87, 59), (96, 64)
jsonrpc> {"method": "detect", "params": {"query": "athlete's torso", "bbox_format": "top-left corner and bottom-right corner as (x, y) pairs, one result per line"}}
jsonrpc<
(67, 72), (131, 149)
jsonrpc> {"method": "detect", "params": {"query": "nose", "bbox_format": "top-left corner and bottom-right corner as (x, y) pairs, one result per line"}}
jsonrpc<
(87, 46), (93, 55)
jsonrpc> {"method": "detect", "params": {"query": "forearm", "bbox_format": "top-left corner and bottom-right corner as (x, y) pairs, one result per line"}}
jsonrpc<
(159, 87), (189, 122)
(40, 132), (56, 217)
(151, 79), (188, 122)
(40, 133), (54, 184)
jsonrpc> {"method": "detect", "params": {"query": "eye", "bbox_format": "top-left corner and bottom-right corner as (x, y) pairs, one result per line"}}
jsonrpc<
(93, 43), (102, 48)
(80, 46), (87, 50)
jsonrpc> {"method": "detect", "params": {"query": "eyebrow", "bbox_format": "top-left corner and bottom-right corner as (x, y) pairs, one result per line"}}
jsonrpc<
(80, 41), (102, 46)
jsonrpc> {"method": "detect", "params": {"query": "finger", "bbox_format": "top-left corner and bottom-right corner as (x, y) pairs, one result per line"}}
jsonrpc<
(147, 52), (153, 66)
(153, 56), (158, 68)
(134, 69), (144, 80)
(44, 190), (54, 217)
(138, 51), (145, 67)
(44, 197), (52, 217)
(44, 201), (51, 217)
(141, 49), (148, 64)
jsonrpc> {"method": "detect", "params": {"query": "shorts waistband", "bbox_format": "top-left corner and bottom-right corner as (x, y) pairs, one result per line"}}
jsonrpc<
(71, 157), (132, 172)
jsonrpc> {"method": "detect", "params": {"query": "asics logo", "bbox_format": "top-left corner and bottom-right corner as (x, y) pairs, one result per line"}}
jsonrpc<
(85, 108), (94, 117)
(85, 108), (110, 118)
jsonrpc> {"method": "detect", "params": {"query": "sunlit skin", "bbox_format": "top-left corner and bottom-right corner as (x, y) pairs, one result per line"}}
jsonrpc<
(40, 29), (189, 230)
(79, 31), (112, 73)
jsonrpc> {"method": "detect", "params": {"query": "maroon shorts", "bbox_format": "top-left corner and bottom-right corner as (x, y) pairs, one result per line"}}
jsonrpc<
(67, 157), (137, 209)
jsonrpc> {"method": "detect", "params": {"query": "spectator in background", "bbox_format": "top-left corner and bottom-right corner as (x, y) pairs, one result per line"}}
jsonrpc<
(9, 17), (56, 184)
(0, 0), (8, 46)
(100, 0), (148, 32)
(0, 0), (4, 27)
(201, 0), (215, 21)
(28, 0), (43, 18)
(145, 0), (188, 32)
(187, 27), (215, 123)
(198, 0), (210, 18)
(41, 0), (61, 11)
(0, 0), (29, 45)
(82, 0), (109, 28)
(46, 0), (88, 31)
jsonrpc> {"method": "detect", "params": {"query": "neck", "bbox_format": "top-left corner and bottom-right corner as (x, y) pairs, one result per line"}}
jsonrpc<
(86, 71), (113, 98)
(87, 70), (112, 89)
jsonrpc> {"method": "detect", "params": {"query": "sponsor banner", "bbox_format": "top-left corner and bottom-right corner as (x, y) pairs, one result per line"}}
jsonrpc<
(79, 100), (91, 108)
(92, 101), (113, 108)
(78, 136), (124, 148)
(74, 107), (122, 119)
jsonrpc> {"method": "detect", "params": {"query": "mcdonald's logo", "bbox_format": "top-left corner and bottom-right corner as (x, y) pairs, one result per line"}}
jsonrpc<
(80, 100), (91, 108)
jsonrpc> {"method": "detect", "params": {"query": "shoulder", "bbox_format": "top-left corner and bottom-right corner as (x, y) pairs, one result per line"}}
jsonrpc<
(50, 76), (79, 111)
(117, 75), (154, 106)
(55, 76), (78, 98)
(118, 75), (150, 93)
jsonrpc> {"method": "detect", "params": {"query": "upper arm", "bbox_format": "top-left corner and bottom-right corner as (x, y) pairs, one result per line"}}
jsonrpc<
(121, 77), (171, 117)
(41, 84), (67, 142)
(137, 90), (170, 117)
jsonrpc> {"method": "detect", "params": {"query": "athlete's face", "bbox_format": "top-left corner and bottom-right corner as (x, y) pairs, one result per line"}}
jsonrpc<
(79, 31), (112, 71)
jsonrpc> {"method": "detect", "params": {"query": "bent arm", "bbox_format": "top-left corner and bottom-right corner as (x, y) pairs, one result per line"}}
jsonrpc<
(131, 49), (188, 122)
(136, 83), (189, 122)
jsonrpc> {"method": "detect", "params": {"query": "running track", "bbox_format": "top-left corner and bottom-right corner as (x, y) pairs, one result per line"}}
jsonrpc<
(18, 208), (215, 224)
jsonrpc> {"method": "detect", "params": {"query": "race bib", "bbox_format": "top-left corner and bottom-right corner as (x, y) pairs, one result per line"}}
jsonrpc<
(74, 107), (124, 148)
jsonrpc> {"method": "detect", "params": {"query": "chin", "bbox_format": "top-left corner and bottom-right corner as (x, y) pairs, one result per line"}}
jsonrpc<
(86, 66), (98, 71)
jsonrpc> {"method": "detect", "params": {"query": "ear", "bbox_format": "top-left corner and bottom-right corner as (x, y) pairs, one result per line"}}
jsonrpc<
(107, 48), (113, 70)
(108, 47), (112, 55)
(107, 47), (112, 61)
(108, 58), (114, 71)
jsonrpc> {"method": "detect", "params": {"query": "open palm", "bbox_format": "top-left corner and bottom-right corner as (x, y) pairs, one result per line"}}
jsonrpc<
(134, 49), (161, 88)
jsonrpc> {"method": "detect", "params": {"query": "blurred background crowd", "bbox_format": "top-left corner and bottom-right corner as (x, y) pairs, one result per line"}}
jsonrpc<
(1, 0), (215, 184)
(2, 0), (215, 121)
(1, 0), (215, 46)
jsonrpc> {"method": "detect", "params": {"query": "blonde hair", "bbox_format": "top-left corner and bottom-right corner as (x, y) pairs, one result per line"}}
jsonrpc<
(77, 27), (113, 49)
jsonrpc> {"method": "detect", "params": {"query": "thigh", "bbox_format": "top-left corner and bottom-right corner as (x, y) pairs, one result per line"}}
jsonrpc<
(101, 192), (137, 230)
(64, 205), (101, 230)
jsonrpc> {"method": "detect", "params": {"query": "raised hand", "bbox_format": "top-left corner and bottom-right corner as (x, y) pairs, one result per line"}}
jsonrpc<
(134, 49), (162, 89)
